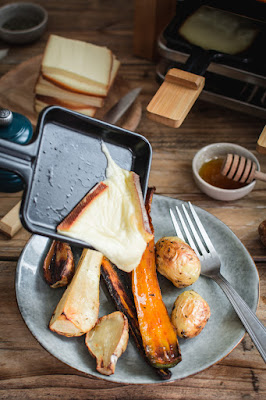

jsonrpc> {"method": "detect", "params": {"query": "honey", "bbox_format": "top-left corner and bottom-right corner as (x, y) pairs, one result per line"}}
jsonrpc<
(199, 157), (248, 190)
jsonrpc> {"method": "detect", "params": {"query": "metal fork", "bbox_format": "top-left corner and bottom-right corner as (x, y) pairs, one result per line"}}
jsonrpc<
(170, 202), (266, 363)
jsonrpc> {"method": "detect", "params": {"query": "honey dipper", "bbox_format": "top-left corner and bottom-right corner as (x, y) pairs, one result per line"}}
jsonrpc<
(221, 153), (266, 184)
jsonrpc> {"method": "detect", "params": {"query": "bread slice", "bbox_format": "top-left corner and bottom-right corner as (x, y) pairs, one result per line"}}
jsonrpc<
(42, 35), (112, 90)
(57, 144), (153, 272)
(35, 76), (104, 108)
(34, 98), (97, 117)
(43, 56), (120, 96)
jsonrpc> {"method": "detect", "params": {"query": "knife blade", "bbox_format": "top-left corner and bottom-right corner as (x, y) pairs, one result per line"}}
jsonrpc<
(102, 87), (142, 125)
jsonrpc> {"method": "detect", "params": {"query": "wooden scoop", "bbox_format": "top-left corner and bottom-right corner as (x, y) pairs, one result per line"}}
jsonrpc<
(221, 153), (266, 184)
(146, 69), (205, 128)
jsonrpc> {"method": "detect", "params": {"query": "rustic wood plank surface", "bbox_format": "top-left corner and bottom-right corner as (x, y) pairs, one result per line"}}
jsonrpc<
(0, 1), (265, 399)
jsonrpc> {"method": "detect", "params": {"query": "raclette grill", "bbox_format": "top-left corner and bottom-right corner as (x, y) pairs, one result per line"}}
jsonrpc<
(156, 0), (266, 118)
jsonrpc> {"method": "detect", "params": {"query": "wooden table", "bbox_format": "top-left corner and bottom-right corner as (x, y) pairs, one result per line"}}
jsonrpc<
(0, 1), (265, 399)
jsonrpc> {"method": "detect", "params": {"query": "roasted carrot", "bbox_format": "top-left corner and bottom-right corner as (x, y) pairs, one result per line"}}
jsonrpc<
(101, 256), (172, 380)
(131, 188), (182, 368)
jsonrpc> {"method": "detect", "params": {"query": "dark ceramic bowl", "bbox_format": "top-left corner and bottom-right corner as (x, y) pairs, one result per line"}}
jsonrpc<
(0, 2), (48, 44)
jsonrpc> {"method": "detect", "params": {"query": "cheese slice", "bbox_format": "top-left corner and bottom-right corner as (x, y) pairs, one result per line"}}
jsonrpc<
(42, 35), (113, 89)
(35, 94), (99, 110)
(34, 98), (97, 117)
(57, 143), (153, 272)
(42, 57), (120, 96)
(35, 76), (104, 108)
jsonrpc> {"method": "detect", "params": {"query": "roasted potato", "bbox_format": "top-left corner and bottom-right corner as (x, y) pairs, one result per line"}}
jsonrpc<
(155, 236), (201, 288)
(43, 240), (75, 288)
(171, 290), (211, 338)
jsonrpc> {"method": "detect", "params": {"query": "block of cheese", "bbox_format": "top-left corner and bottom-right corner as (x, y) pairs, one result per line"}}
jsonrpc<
(179, 6), (258, 55)
(42, 35), (113, 93)
(35, 76), (105, 108)
(35, 35), (120, 116)
(57, 143), (153, 273)
(34, 98), (97, 117)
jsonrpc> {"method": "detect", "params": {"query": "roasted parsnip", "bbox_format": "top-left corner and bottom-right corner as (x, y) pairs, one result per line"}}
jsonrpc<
(49, 248), (102, 336)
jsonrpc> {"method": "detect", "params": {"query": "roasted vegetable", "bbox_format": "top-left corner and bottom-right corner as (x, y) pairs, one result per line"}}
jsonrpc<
(171, 290), (211, 338)
(101, 256), (172, 380)
(49, 249), (102, 337)
(155, 236), (201, 288)
(132, 188), (182, 368)
(85, 311), (129, 376)
(43, 240), (75, 288)
(258, 220), (266, 247)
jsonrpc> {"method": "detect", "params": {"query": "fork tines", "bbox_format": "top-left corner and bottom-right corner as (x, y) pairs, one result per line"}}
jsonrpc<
(170, 202), (215, 258)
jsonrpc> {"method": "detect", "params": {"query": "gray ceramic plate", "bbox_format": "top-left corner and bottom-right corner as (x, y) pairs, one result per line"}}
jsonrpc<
(15, 195), (259, 384)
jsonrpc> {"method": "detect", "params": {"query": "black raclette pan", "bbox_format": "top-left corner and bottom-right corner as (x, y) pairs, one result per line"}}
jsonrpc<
(0, 106), (152, 247)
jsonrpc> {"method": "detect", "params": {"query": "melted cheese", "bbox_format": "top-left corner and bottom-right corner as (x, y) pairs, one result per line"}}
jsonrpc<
(58, 143), (152, 272)
(179, 6), (258, 55)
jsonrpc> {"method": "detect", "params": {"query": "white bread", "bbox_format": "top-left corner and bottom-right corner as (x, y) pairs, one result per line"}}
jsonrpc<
(57, 143), (153, 272)
(35, 76), (104, 108)
(42, 35), (112, 88)
(34, 98), (97, 117)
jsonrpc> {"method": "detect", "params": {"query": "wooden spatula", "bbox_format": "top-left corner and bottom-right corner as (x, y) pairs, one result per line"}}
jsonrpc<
(221, 153), (266, 184)
(0, 201), (22, 238)
(146, 68), (205, 128)
(257, 126), (266, 154)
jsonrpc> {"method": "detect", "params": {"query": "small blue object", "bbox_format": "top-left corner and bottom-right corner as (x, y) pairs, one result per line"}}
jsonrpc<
(0, 109), (33, 192)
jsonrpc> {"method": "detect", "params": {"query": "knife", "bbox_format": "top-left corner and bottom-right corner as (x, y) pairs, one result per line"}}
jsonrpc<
(102, 87), (142, 125)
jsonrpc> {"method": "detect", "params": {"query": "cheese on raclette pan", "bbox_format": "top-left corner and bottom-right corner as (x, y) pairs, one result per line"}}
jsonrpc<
(179, 6), (258, 55)
(57, 143), (153, 272)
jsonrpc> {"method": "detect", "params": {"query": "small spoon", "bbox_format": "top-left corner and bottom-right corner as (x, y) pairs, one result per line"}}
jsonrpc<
(221, 153), (266, 184)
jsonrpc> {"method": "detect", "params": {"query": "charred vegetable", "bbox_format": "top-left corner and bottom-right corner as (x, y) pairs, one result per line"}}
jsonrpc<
(101, 256), (172, 380)
(43, 240), (75, 288)
(258, 220), (266, 247)
(85, 311), (129, 376)
(132, 188), (182, 369)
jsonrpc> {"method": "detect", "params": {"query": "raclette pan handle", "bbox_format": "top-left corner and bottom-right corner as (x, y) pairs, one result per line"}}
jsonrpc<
(146, 47), (220, 128)
(184, 47), (217, 76)
(0, 138), (38, 185)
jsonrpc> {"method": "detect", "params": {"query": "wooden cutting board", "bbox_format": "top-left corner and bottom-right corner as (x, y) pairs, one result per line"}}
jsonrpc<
(0, 55), (142, 132)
